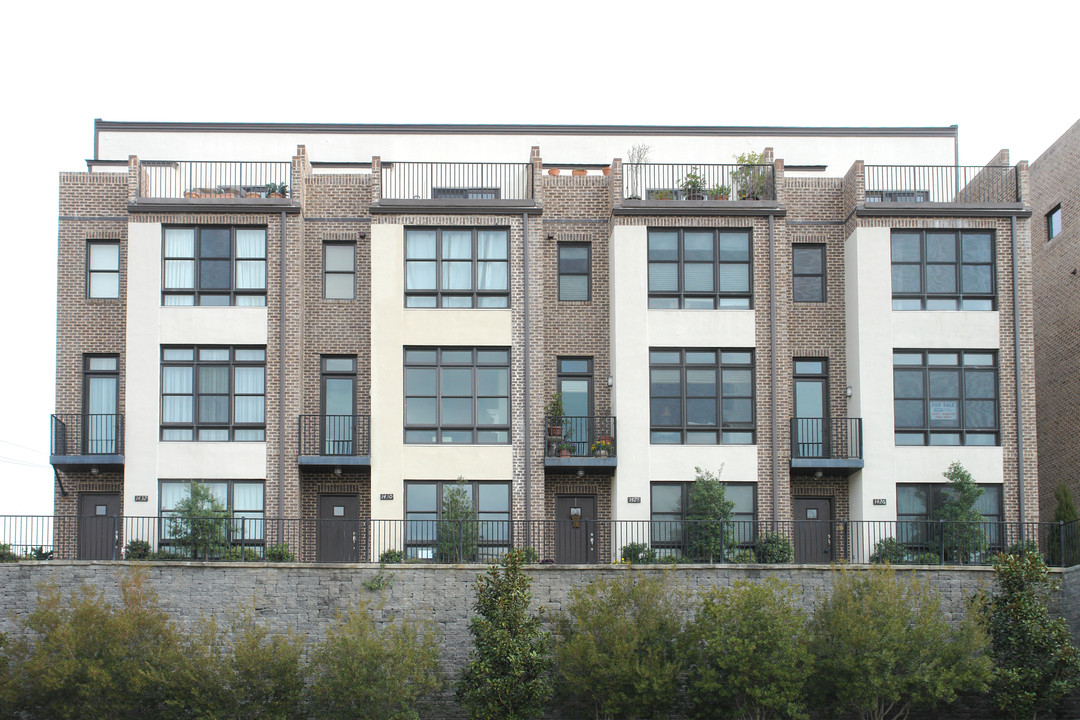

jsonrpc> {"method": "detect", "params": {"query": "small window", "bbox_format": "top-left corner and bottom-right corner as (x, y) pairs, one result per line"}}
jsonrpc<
(558, 243), (590, 301)
(792, 244), (825, 302)
(1047, 205), (1063, 241)
(323, 242), (356, 299)
(88, 241), (120, 298)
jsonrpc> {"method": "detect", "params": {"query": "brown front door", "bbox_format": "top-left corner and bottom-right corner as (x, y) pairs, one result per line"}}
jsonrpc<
(793, 497), (833, 563)
(317, 495), (359, 562)
(556, 495), (596, 564)
(78, 492), (121, 560)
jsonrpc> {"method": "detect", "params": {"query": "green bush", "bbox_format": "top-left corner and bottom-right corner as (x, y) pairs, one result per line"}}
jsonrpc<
(933, 461), (987, 563)
(0, 544), (19, 563)
(166, 482), (231, 560)
(728, 548), (757, 564)
(1006, 539), (1040, 557)
(686, 466), (735, 562)
(224, 609), (306, 719)
(619, 542), (656, 564)
(265, 543), (295, 563)
(911, 552), (941, 565)
(870, 537), (909, 565)
(553, 572), (685, 719)
(685, 578), (812, 720)
(379, 548), (405, 564)
(222, 546), (260, 562)
(754, 532), (793, 563)
(123, 539), (152, 560)
(1047, 484), (1080, 567)
(435, 478), (478, 563)
(515, 546), (539, 564)
(26, 547), (53, 561)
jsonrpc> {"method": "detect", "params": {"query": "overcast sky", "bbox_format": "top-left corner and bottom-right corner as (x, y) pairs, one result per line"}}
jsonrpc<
(1, 0), (1076, 516)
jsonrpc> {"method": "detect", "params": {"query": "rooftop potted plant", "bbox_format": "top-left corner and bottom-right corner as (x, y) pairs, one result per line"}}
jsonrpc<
(266, 182), (288, 198)
(558, 440), (574, 458)
(707, 183), (731, 201)
(732, 152), (767, 201)
(545, 392), (564, 437)
(680, 166), (707, 200)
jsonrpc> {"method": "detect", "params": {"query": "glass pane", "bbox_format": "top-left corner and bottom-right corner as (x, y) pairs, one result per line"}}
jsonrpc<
(477, 350), (508, 364)
(792, 245), (822, 274)
(794, 360), (824, 375)
(965, 370), (996, 399)
(164, 260), (195, 289)
(965, 400), (996, 428)
(686, 398), (717, 425)
(718, 233), (749, 261)
(894, 399), (924, 428)
(686, 351), (716, 364)
(895, 432), (925, 445)
(163, 348), (194, 361)
(164, 228), (195, 257)
(441, 397), (473, 424)
(234, 396), (265, 423)
(962, 298), (993, 311)
(324, 377), (354, 415)
(236, 229), (265, 258)
(650, 368), (681, 396)
(891, 265), (921, 293)
(406, 230), (436, 259)
(235, 261), (265, 290)
(559, 359), (590, 374)
(929, 399), (959, 427)
(559, 275), (588, 301)
(683, 233), (714, 261)
(652, 484), (683, 514)
(793, 276), (822, 302)
(894, 370), (924, 398)
(649, 350), (680, 364)
(928, 370), (960, 398)
(235, 348), (264, 361)
(926, 233), (956, 262)
(795, 380), (824, 418)
(442, 261), (472, 290)
(721, 398), (752, 423)
(407, 483), (437, 512)
(198, 395), (229, 424)
(651, 431), (682, 443)
(926, 265), (957, 294)
(962, 233), (992, 262)
(962, 265), (992, 294)
(689, 430), (720, 444)
(477, 261), (507, 291)
(88, 356), (118, 371)
(200, 259), (231, 290)
(926, 298), (958, 310)
(325, 244), (354, 272)
(477, 231), (507, 260)
(442, 350), (472, 364)
(325, 274), (354, 299)
(893, 353), (923, 365)
(441, 368), (473, 395)
(649, 297), (679, 309)
(685, 297), (715, 309)
(648, 233), (678, 261)
(724, 485), (754, 513)
(720, 352), (751, 365)
(651, 398), (681, 426)
(199, 366), (229, 393)
(892, 298), (922, 310)
(965, 353), (995, 367)
(929, 433), (960, 445)
(89, 243), (119, 270)
(717, 264), (749, 293)
(722, 369), (752, 397)
(897, 485), (928, 515)
(442, 231), (472, 259)
(406, 261), (436, 290)
(162, 366), (193, 394)
(199, 294), (230, 306)
(405, 398), (436, 425)
(928, 353), (958, 366)
(89, 273), (119, 298)
(478, 483), (509, 512)
(199, 229), (230, 258)
(406, 295), (437, 307)
(441, 430), (473, 443)
(559, 245), (589, 272)
(684, 263), (714, 292)
(477, 398), (508, 425)
(477, 296), (507, 308)
(891, 233), (921, 262)
(649, 263), (678, 292)
(560, 379), (589, 417)
(686, 369), (716, 397)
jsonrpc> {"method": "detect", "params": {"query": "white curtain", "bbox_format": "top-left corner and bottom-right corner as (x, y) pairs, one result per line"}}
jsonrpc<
(161, 367), (193, 423)
(233, 367), (265, 423)
(477, 261), (506, 291)
(235, 230), (266, 290)
(164, 260), (195, 289)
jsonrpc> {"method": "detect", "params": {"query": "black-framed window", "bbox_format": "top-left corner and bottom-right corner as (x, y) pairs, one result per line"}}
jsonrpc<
(649, 348), (755, 444)
(404, 480), (510, 560)
(87, 241), (119, 299)
(1047, 205), (1063, 241)
(896, 482), (1003, 548)
(648, 229), (752, 309)
(893, 350), (998, 446)
(161, 346), (266, 442)
(432, 188), (500, 199)
(558, 243), (590, 301)
(650, 481), (756, 557)
(792, 244), (825, 302)
(891, 230), (995, 310)
(159, 479), (265, 545)
(323, 242), (355, 299)
(404, 227), (509, 308)
(163, 226), (266, 306)
(404, 347), (510, 444)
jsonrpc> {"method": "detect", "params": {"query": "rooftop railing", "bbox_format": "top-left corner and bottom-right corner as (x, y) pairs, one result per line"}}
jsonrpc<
(139, 161), (292, 199)
(380, 162), (533, 201)
(621, 163), (775, 202)
(864, 165), (1018, 204)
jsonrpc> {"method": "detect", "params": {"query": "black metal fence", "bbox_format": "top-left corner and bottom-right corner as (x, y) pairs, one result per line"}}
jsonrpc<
(790, 417), (862, 459)
(544, 415), (616, 458)
(380, 162), (533, 201)
(50, 414), (124, 456)
(139, 161), (292, 199)
(298, 415), (371, 457)
(864, 165), (1018, 204)
(621, 163), (775, 201)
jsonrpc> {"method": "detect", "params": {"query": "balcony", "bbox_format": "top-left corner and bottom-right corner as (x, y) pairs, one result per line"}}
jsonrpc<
(619, 163), (776, 210)
(790, 417), (863, 476)
(544, 416), (617, 473)
(298, 415), (371, 472)
(862, 165), (1020, 210)
(133, 161), (296, 211)
(374, 162), (536, 213)
(50, 414), (124, 471)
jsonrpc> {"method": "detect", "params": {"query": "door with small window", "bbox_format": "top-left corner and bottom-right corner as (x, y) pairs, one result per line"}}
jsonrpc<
(556, 495), (596, 563)
(793, 497), (833, 563)
(78, 492), (121, 560)
(83, 356), (119, 454)
(317, 495), (359, 562)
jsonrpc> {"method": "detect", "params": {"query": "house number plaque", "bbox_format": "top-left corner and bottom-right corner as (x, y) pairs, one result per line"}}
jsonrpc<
(873, 498), (887, 506)
(380, 493), (394, 501)
(133, 495), (148, 502)
(627, 497), (641, 503)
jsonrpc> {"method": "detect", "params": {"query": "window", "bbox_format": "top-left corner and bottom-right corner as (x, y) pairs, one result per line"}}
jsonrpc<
(163, 226), (266, 306)
(648, 229), (752, 309)
(891, 230), (994, 310)
(323, 242), (355, 299)
(404, 228), (509, 308)
(1047, 205), (1063, 241)
(432, 188), (500, 199)
(404, 480), (510, 560)
(404, 347), (510, 444)
(896, 483), (1002, 549)
(161, 346), (266, 442)
(649, 348), (755, 444)
(558, 243), (590, 301)
(650, 481), (756, 558)
(321, 356), (357, 454)
(792, 244), (825, 302)
(159, 480), (265, 547)
(87, 241), (119, 298)
(893, 350), (998, 446)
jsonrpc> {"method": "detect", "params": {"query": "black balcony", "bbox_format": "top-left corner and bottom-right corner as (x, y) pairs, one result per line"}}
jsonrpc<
(50, 414), (124, 471)
(298, 415), (371, 472)
(375, 162), (536, 213)
(620, 163), (776, 205)
(863, 165), (1019, 206)
(544, 416), (617, 473)
(139, 160), (293, 200)
(790, 417), (863, 476)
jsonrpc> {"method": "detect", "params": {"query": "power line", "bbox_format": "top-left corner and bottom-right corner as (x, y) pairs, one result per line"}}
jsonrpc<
(0, 438), (47, 455)
(0, 455), (51, 469)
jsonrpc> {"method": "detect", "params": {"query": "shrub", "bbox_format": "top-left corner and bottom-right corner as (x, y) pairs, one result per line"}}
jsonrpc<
(933, 461), (987, 563)
(379, 548), (405, 564)
(728, 548), (756, 564)
(869, 537), (909, 565)
(166, 482), (231, 560)
(911, 552), (941, 565)
(1047, 484), (1080, 566)
(456, 549), (552, 719)
(124, 539), (152, 560)
(553, 572), (685, 719)
(516, 546), (539, 564)
(619, 542), (656, 564)
(436, 477), (478, 563)
(685, 578), (812, 720)
(754, 532), (793, 563)
(1006, 539), (1040, 557)
(265, 543), (295, 563)
(224, 609), (306, 719)
(222, 546), (260, 562)
(26, 547), (53, 561)
(685, 466), (734, 562)
(306, 601), (443, 720)
(0, 544), (19, 563)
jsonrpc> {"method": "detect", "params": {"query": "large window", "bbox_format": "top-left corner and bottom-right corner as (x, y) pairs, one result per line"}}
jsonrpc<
(404, 480), (510, 560)
(897, 483), (1002, 550)
(648, 229), (752, 309)
(792, 244), (825, 302)
(159, 480), (265, 546)
(1047, 205), (1062, 241)
(558, 243), (590, 301)
(161, 346), (266, 442)
(891, 230), (994, 310)
(323, 242), (355, 299)
(651, 481), (756, 558)
(650, 348), (754, 444)
(404, 228), (509, 308)
(893, 350), (998, 446)
(163, 226), (266, 306)
(87, 241), (119, 299)
(404, 347), (510, 444)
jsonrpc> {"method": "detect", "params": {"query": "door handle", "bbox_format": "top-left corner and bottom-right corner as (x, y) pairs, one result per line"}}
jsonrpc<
(589, 532), (595, 549)
(825, 533), (832, 554)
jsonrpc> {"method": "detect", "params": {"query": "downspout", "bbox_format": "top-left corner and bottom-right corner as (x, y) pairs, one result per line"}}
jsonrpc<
(1010, 214), (1025, 524)
(522, 211), (531, 525)
(769, 214), (778, 525)
(279, 211), (287, 524)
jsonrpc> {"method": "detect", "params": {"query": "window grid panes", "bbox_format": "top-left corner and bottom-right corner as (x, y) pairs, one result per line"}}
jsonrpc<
(87, 241), (120, 299)
(404, 480), (510, 561)
(323, 242), (356, 299)
(161, 346), (266, 442)
(404, 347), (510, 444)
(159, 480), (265, 548)
(162, 226), (267, 306)
(650, 482), (756, 559)
(1047, 205), (1062, 241)
(648, 229), (752, 309)
(649, 348), (755, 445)
(893, 350), (998, 446)
(896, 483), (1002, 549)
(404, 228), (509, 308)
(558, 243), (590, 301)
(792, 244), (825, 302)
(891, 230), (995, 311)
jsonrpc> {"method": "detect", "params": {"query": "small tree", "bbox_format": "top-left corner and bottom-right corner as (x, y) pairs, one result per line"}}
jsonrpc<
(307, 601), (443, 720)
(553, 573), (685, 720)
(224, 608), (306, 719)
(732, 151), (768, 200)
(168, 482), (231, 559)
(685, 578), (813, 720)
(436, 477), (479, 563)
(685, 466), (734, 562)
(979, 551), (1080, 719)
(1048, 484), (1080, 566)
(810, 566), (991, 720)
(456, 550), (553, 720)
(934, 461), (987, 563)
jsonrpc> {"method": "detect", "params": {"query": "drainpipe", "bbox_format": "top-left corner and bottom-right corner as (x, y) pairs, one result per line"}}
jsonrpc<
(1010, 214), (1025, 524)
(523, 211), (531, 525)
(279, 211), (287, 526)
(769, 214), (778, 526)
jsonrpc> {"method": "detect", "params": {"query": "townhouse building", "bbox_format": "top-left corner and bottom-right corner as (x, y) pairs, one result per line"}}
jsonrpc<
(51, 120), (1038, 563)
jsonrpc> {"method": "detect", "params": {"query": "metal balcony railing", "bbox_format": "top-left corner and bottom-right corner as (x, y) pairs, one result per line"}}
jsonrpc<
(380, 162), (533, 201)
(544, 416), (617, 458)
(621, 163), (775, 202)
(298, 415), (371, 457)
(50, 414), (123, 456)
(139, 161), (292, 199)
(864, 165), (1018, 204)
(790, 417), (862, 460)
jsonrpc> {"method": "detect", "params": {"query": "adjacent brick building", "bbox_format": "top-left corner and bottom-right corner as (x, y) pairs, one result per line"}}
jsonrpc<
(51, 120), (1038, 563)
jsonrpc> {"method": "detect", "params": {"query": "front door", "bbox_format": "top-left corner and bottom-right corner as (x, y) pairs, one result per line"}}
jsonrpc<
(317, 495), (359, 562)
(78, 492), (121, 560)
(558, 358), (593, 455)
(793, 359), (828, 458)
(84, 356), (119, 454)
(793, 497), (833, 563)
(556, 495), (596, 564)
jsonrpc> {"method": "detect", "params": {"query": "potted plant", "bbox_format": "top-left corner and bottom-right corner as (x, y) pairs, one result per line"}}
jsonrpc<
(558, 441), (574, 458)
(650, 189), (674, 201)
(707, 183), (731, 201)
(680, 165), (707, 200)
(591, 440), (613, 458)
(732, 152), (767, 200)
(267, 182), (288, 198)
(545, 392), (564, 437)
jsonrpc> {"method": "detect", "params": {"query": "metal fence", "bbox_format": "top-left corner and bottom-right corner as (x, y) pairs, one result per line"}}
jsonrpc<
(139, 161), (292, 199)
(790, 417), (862, 459)
(544, 415), (616, 458)
(864, 165), (1018, 204)
(380, 162), (533, 201)
(50, 414), (124, 456)
(621, 163), (775, 202)
(298, 415), (371, 457)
